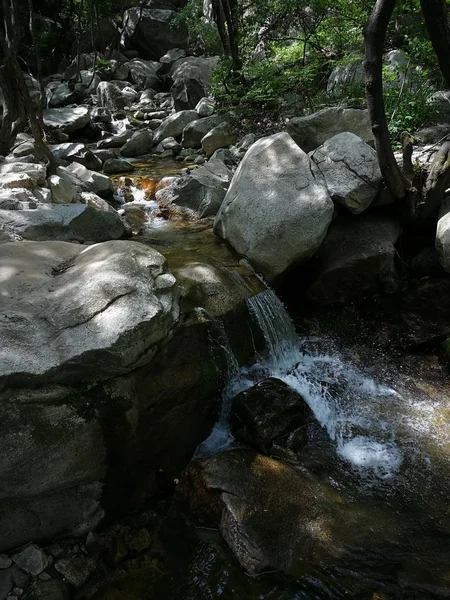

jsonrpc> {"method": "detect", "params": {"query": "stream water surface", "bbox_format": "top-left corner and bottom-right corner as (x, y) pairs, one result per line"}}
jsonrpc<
(109, 160), (450, 600)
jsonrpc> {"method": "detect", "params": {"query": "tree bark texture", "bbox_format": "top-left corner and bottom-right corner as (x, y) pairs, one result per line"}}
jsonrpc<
(364, 0), (410, 202)
(420, 0), (450, 89)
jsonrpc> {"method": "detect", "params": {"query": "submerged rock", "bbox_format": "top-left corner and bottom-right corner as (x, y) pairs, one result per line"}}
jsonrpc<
(214, 132), (333, 281)
(231, 378), (314, 454)
(177, 450), (342, 575)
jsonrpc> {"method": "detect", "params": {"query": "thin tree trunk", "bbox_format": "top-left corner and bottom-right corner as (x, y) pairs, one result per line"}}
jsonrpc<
(420, 0), (450, 89)
(28, 0), (44, 121)
(364, 0), (410, 202)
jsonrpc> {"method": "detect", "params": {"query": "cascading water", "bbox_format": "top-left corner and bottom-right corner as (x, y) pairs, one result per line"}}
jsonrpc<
(203, 287), (403, 480)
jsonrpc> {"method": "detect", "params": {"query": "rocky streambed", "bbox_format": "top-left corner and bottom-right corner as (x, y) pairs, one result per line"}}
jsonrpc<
(2, 47), (450, 598)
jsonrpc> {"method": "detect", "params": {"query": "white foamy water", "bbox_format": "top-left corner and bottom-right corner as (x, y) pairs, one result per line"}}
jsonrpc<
(201, 288), (403, 479)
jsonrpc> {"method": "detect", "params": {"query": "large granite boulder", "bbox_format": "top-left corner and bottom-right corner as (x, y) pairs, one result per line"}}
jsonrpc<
(121, 7), (188, 61)
(0, 240), (178, 387)
(182, 115), (228, 149)
(170, 56), (219, 111)
(154, 110), (198, 145)
(0, 204), (125, 242)
(306, 214), (402, 305)
(310, 132), (382, 214)
(155, 158), (232, 217)
(287, 107), (373, 152)
(201, 122), (236, 157)
(126, 59), (162, 90)
(120, 130), (154, 157)
(58, 163), (114, 197)
(43, 106), (91, 134)
(327, 57), (365, 95)
(0, 240), (179, 550)
(0, 162), (47, 186)
(214, 132), (333, 280)
(436, 197), (450, 272)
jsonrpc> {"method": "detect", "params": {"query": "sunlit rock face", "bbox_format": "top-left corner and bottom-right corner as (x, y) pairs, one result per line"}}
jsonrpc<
(214, 132), (333, 281)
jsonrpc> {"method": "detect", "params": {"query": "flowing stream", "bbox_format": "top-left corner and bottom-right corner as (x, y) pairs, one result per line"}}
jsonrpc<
(201, 287), (403, 481)
(110, 163), (450, 599)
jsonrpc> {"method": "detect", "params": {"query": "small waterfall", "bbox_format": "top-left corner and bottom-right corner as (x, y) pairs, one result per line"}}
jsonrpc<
(247, 288), (298, 370)
(202, 286), (402, 480)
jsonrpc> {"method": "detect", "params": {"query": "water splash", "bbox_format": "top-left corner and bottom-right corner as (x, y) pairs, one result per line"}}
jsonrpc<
(202, 287), (402, 479)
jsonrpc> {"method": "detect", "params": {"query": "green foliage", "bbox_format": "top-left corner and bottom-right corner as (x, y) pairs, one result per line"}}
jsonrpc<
(172, 0), (222, 54)
(383, 63), (437, 145)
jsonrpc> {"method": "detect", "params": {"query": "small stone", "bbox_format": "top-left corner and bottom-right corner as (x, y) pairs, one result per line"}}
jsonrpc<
(12, 588), (23, 596)
(46, 543), (63, 558)
(38, 572), (52, 581)
(12, 545), (48, 576)
(194, 156), (205, 165)
(6, 595), (18, 600)
(126, 529), (151, 553)
(0, 555), (12, 569)
(54, 557), (97, 588)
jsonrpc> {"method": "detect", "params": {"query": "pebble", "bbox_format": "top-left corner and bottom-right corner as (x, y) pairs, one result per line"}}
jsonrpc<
(11, 545), (47, 576)
(0, 555), (12, 570)
(54, 557), (97, 588)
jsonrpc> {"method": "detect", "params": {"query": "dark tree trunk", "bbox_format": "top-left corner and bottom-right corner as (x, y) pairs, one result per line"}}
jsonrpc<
(364, 0), (411, 203)
(420, 0), (450, 89)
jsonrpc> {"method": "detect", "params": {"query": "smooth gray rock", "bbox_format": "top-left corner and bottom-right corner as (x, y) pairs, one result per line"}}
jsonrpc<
(0, 204), (124, 242)
(327, 58), (365, 95)
(310, 132), (382, 214)
(287, 107), (373, 152)
(170, 56), (219, 111)
(0, 240), (179, 386)
(43, 106), (91, 134)
(201, 122), (237, 157)
(195, 96), (215, 117)
(182, 115), (228, 149)
(0, 557), (11, 570)
(54, 557), (97, 588)
(156, 158), (232, 217)
(73, 69), (101, 94)
(427, 90), (450, 121)
(103, 158), (134, 174)
(97, 130), (133, 150)
(11, 545), (47, 576)
(0, 173), (37, 189)
(436, 197), (450, 273)
(48, 175), (77, 204)
(307, 214), (402, 305)
(59, 163), (114, 197)
(0, 162), (47, 186)
(154, 110), (198, 145)
(91, 107), (112, 124)
(120, 130), (154, 157)
(126, 58), (161, 90)
(97, 81), (126, 112)
(49, 81), (76, 108)
(214, 132), (333, 280)
(121, 7), (188, 60)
